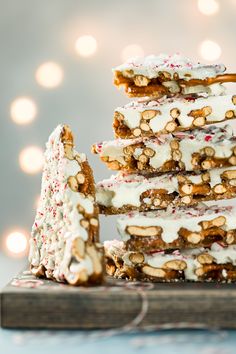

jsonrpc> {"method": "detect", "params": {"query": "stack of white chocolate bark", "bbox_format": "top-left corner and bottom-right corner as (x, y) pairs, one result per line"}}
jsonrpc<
(93, 54), (236, 282)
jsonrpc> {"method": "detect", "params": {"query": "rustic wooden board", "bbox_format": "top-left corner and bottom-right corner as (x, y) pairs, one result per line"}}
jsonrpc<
(1, 269), (236, 329)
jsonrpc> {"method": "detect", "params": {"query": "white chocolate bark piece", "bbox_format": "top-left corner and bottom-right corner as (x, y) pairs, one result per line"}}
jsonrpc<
(29, 125), (104, 285)
(96, 166), (236, 214)
(113, 54), (226, 81)
(105, 240), (236, 282)
(93, 125), (236, 174)
(113, 53), (236, 98)
(117, 204), (236, 250)
(113, 94), (236, 139)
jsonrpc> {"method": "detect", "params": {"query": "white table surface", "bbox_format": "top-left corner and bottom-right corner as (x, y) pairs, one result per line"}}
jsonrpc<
(1, 329), (236, 354)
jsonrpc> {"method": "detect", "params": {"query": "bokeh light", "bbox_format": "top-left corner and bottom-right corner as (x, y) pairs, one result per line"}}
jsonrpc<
(10, 97), (37, 125)
(19, 146), (44, 174)
(121, 44), (144, 62)
(5, 230), (28, 256)
(198, 0), (219, 15)
(75, 35), (97, 57)
(35, 61), (63, 88)
(199, 40), (222, 61)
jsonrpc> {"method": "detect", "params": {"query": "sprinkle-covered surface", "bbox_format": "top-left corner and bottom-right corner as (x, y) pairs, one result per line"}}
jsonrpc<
(113, 54), (226, 80)
(29, 124), (104, 286)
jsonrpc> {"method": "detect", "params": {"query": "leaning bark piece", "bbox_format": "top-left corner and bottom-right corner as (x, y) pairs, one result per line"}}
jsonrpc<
(92, 125), (236, 174)
(117, 204), (236, 252)
(113, 53), (236, 98)
(29, 125), (104, 285)
(104, 240), (236, 283)
(113, 94), (236, 139)
(96, 166), (236, 214)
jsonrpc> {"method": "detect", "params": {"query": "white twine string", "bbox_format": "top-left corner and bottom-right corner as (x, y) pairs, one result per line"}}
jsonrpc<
(85, 280), (227, 340)
(85, 283), (149, 339)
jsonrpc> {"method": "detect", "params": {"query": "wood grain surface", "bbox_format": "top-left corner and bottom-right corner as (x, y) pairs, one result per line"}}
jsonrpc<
(1, 270), (236, 329)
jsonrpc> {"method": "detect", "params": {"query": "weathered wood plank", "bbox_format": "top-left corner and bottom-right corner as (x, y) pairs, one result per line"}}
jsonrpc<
(1, 270), (236, 329)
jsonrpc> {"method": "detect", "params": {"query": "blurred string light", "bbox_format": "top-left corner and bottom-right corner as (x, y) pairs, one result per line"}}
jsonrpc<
(121, 44), (144, 62)
(35, 61), (63, 88)
(19, 146), (44, 174)
(75, 35), (97, 57)
(4, 230), (28, 256)
(10, 97), (37, 125)
(198, 0), (219, 15)
(200, 40), (222, 61)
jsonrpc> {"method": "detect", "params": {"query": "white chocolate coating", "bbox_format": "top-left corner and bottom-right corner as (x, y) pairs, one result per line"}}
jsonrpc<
(182, 83), (225, 96)
(96, 172), (177, 209)
(113, 54), (226, 80)
(96, 166), (236, 209)
(29, 125), (97, 282)
(94, 125), (235, 172)
(117, 204), (236, 243)
(115, 94), (236, 133)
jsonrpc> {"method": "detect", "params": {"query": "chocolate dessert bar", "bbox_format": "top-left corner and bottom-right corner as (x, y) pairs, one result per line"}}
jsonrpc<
(29, 125), (104, 286)
(105, 240), (236, 282)
(113, 54), (236, 98)
(113, 94), (236, 139)
(92, 125), (236, 174)
(117, 204), (236, 251)
(96, 167), (236, 214)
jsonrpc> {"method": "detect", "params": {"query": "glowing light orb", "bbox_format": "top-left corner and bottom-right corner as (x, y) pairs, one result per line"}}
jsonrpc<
(200, 40), (221, 61)
(19, 146), (44, 174)
(10, 97), (37, 125)
(198, 0), (219, 15)
(75, 35), (97, 57)
(121, 44), (144, 62)
(35, 62), (63, 88)
(5, 231), (28, 255)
